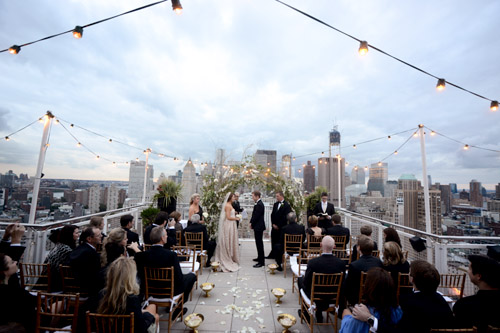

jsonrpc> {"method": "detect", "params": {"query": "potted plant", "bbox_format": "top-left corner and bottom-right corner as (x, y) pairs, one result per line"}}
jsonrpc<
(153, 180), (182, 214)
(141, 207), (160, 227)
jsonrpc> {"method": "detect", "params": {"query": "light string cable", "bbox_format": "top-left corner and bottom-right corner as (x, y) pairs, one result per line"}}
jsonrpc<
(379, 129), (418, 163)
(0, 0), (169, 53)
(273, 0), (498, 106)
(424, 126), (500, 153)
(58, 121), (114, 162)
(2, 117), (42, 141)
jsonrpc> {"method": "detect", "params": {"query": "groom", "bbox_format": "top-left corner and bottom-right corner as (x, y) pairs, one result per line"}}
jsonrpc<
(250, 190), (265, 268)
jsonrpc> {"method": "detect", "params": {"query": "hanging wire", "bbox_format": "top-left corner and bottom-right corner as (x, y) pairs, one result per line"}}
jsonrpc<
(59, 121), (114, 162)
(380, 130), (418, 162)
(3, 118), (43, 139)
(424, 126), (500, 153)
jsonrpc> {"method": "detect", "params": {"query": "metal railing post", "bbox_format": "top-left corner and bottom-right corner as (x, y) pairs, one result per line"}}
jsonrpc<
(103, 216), (109, 235)
(434, 240), (449, 274)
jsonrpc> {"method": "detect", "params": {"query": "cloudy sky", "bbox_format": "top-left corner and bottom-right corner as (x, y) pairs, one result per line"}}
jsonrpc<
(0, 0), (499, 188)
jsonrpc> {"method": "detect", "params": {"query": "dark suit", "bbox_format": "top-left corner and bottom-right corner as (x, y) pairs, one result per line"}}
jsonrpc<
(344, 255), (383, 305)
(275, 222), (306, 265)
(313, 202), (335, 229)
(182, 223), (216, 264)
(268, 200), (291, 257)
(232, 200), (243, 228)
(122, 227), (140, 257)
(383, 261), (410, 285)
(351, 240), (378, 262)
(325, 224), (350, 246)
(250, 199), (266, 265)
(134, 245), (196, 301)
(68, 243), (101, 296)
(453, 290), (500, 331)
(144, 224), (177, 249)
(398, 291), (454, 332)
(0, 240), (26, 262)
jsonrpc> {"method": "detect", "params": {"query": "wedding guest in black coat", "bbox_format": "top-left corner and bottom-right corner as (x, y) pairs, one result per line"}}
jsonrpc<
(383, 227), (402, 249)
(345, 235), (382, 306)
(182, 214), (216, 266)
(121, 215), (140, 256)
(274, 212), (306, 271)
(267, 191), (291, 259)
(382, 241), (409, 284)
(453, 255), (500, 332)
(351, 225), (378, 260)
(312, 192), (335, 229)
(398, 260), (454, 332)
(250, 191), (266, 267)
(144, 211), (177, 248)
(68, 227), (102, 296)
(232, 192), (243, 228)
(325, 214), (350, 246)
(297, 236), (345, 323)
(134, 226), (196, 310)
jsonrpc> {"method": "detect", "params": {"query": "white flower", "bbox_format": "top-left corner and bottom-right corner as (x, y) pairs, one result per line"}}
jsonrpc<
(236, 214), (243, 219)
(203, 212), (209, 218)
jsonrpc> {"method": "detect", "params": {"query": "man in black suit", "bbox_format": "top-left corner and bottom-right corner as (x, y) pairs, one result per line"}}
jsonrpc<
(351, 225), (377, 260)
(267, 191), (291, 259)
(313, 192), (336, 229)
(144, 211), (177, 249)
(68, 227), (102, 296)
(232, 192), (243, 228)
(297, 236), (345, 323)
(344, 235), (382, 305)
(250, 191), (266, 268)
(135, 226), (196, 313)
(396, 260), (454, 332)
(274, 212), (306, 271)
(182, 214), (216, 266)
(325, 214), (350, 246)
(120, 214), (140, 256)
(453, 255), (500, 331)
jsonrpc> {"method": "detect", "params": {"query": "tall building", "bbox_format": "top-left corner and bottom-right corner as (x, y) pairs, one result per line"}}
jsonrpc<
(254, 150), (277, 173)
(496, 183), (500, 199)
(450, 183), (458, 194)
(180, 159), (197, 204)
(439, 184), (452, 214)
(351, 165), (365, 185)
(367, 162), (388, 196)
(128, 160), (154, 201)
(303, 161), (315, 192)
(280, 154), (292, 178)
(469, 180), (483, 207)
(88, 184), (101, 213)
(105, 184), (119, 211)
(317, 157), (345, 208)
(215, 149), (225, 167)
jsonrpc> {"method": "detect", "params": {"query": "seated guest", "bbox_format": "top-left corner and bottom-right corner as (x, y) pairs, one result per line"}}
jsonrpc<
(68, 227), (102, 296)
(397, 260), (454, 332)
(101, 228), (140, 266)
(98, 257), (158, 333)
(305, 215), (323, 236)
(383, 227), (402, 249)
(344, 235), (383, 306)
(351, 225), (378, 260)
(120, 214), (140, 256)
(144, 212), (177, 247)
(341, 267), (402, 333)
(382, 241), (409, 284)
(0, 223), (26, 262)
(274, 212), (306, 271)
(98, 242), (126, 290)
(297, 236), (345, 323)
(134, 226), (196, 314)
(453, 255), (500, 331)
(169, 211), (184, 232)
(42, 225), (79, 291)
(182, 214), (216, 267)
(0, 253), (36, 331)
(90, 216), (107, 240)
(313, 192), (335, 229)
(325, 214), (350, 246)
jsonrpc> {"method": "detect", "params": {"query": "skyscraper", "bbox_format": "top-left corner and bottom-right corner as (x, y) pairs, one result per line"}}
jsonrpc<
(89, 184), (101, 213)
(280, 154), (292, 178)
(469, 180), (483, 208)
(496, 183), (500, 199)
(317, 157), (345, 208)
(303, 161), (315, 192)
(180, 159), (197, 204)
(439, 184), (452, 213)
(128, 160), (154, 202)
(254, 150), (277, 173)
(350, 165), (365, 185)
(106, 184), (119, 211)
(367, 162), (388, 196)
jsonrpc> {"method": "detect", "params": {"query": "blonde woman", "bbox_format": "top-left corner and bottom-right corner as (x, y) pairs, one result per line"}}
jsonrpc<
(101, 228), (140, 266)
(97, 257), (158, 333)
(188, 193), (204, 224)
(382, 241), (409, 284)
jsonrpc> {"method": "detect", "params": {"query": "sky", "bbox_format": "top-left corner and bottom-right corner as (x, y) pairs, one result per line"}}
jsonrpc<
(0, 0), (499, 188)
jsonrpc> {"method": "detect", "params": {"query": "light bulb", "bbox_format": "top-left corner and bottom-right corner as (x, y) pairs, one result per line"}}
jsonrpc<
(436, 78), (446, 91)
(73, 26), (83, 39)
(5, 136), (10, 141)
(76, 142), (81, 147)
(358, 41), (368, 55)
(9, 45), (20, 54)
(464, 144), (469, 150)
(394, 151), (398, 155)
(491, 101), (499, 111)
(353, 144), (357, 149)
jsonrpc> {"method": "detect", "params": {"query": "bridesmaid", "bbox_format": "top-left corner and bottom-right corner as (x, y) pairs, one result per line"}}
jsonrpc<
(188, 193), (204, 225)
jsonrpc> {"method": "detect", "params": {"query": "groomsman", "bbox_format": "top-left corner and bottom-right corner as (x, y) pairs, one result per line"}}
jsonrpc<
(313, 192), (335, 229)
(250, 191), (266, 268)
(266, 191), (291, 259)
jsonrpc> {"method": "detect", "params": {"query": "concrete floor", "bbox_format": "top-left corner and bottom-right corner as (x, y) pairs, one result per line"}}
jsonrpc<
(160, 240), (338, 332)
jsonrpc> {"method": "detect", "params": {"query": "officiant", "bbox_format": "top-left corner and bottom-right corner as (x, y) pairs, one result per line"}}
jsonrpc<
(313, 192), (335, 229)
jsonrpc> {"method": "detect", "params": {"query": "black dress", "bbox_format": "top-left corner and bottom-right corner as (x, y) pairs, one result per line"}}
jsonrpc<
(188, 206), (204, 226)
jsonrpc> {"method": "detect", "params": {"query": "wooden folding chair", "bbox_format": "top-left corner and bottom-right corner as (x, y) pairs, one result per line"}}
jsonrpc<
(358, 271), (368, 303)
(356, 250), (380, 260)
(306, 234), (323, 251)
(86, 311), (135, 333)
(291, 249), (321, 294)
(282, 234), (303, 278)
(19, 262), (51, 292)
(331, 235), (347, 250)
(299, 272), (343, 333)
(175, 231), (182, 246)
(184, 232), (206, 274)
(439, 273), (466, 300)
(397, 272), (413, 302)
(144, 267), (184, 332)
(488, 326), (500, 332)
(430, 328), (477, 332)
(35, 292), (80, 333)
(59, 265), (81, 295)
(173, 245), (199, 300)
(332, 249), (352, 269)
(143, 244), (152, 252)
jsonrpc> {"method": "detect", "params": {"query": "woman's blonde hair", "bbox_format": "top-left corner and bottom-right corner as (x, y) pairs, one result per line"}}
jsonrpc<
(308, 215), (318, 228)
(101, 228), (127, 266)
(97, 257), (139, 315)
(383, 241), (406, 266)
(189, 193), (200, 205)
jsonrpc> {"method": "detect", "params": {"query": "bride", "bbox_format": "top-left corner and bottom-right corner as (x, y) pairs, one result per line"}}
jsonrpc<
(214, 192), (240, 272)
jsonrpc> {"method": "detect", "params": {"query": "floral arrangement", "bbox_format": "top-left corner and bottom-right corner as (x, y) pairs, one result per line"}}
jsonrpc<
(152, 179), (182, 208)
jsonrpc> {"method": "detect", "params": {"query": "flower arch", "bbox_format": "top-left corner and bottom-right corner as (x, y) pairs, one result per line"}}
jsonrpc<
(200, 159), (304, 239)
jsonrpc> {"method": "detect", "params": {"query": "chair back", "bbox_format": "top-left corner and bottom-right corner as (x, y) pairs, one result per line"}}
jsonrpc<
(356, 250), (380, 260)
(59, 265), (82, 295)
(143, 244), (152, 252)
(439, 273), (466, 299)
(173, 245), (197, 270)
(176, 230), (182, 245)
(144, 267), (175, 302)
(36, 292), (80, 333)
(310, 272), (343, 307)
(20, 262), (51, 292)
(332, 235), (347, 249)
(284, 234), (303, 255)
(297, 249), (322, 275)
(306, 234), (323, 251)
(86, 311), (134, 333)
(358, 271), (368, 303)
(332, 249), (351, 269)
(397, 272), (413, 302)
(488, 326), (500, 332)
(430, 328), (477, 332)
(185, 232), (204, 252)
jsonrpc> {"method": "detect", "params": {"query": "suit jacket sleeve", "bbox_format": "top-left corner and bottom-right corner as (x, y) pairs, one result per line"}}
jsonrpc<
(166, 228), (177, 248)
(172, 253), (185, 296)
(250, 202), (264, 225)
(312, 203), (322, 216)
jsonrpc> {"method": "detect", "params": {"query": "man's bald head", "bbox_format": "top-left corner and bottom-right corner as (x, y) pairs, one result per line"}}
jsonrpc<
(321, 236), (335, 253)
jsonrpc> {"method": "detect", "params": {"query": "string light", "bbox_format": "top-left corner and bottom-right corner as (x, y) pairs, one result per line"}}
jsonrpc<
(354, 166), (358, 170)
(72, 26), (83, 39)
(364, 166), (368, 170)
(436, 78), (446, 91)
(413, 132), (418, 137)
(358, 41), (368, 55)
(96, 155), (100, 159)
(54, 119), (60, 124)
(463, 144), (469, 150)
(112, 161), (116, 165)
(38, 118), (44, 123)
(136, 157), (139, 161)
(108, 139), (112, 143)
(491, 101), (499, 111)
(298, 169), (302, 173)
(378, 161), (382, 166)
(321, 152), (325, 156)
(171, 0), (183, 14)
(5, 136), (10, 141)
(388, 136), (391, 140)
(353, 144), (357, 149)
(8, 45), (20, 54)
(430, 131), (436, 136)
(76, 142), (81, 147)
(394, 151), (398, 155)
(70, 124), (74, 127)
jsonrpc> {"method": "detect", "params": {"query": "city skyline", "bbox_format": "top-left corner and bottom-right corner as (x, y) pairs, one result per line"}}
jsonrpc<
(1, 1), (499, 185)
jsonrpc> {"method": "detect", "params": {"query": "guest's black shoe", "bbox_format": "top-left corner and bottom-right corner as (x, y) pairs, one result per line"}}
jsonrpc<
(276, 265), (283, 272)
(253, 263), (264, 268)
(253, 258), (260, 262)
(265, 255), (273, 259)
(315, 311), (323, 323)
